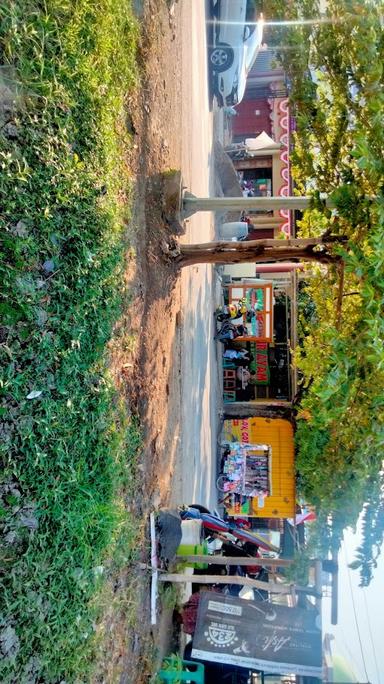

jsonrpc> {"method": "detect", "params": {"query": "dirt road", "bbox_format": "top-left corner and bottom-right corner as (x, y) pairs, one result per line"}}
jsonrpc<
(134, 0), (220, 512)
(173, 0), (220, 512)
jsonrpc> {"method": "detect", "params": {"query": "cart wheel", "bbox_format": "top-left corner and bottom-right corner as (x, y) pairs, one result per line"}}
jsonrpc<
(216, 474), (229, 492)
(189, 504), (211, 514)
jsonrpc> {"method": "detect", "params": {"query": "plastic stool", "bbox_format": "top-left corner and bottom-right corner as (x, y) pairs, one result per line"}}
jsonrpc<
(158, 658), (205, 683)
(223, 369), (236, 379)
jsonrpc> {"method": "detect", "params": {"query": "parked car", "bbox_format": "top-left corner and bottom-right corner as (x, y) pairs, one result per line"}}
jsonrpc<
(210, 0), (264, 107)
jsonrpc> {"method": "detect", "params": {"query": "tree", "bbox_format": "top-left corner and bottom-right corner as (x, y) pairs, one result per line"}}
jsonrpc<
(167, 236), (345, 268)
(349, 474), (384, 587)
(233, 0), (384, 576)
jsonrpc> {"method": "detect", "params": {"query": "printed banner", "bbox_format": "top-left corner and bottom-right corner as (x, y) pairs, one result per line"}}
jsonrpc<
(191, 592), (322, 677)
(250, 342), (270, 384)
(223, 418), (258, 444)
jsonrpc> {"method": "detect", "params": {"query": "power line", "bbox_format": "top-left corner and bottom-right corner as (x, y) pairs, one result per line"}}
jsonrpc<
(339, 623), (364, 679)
(363, 589), (381, 684)
(343, 544), (370, 682)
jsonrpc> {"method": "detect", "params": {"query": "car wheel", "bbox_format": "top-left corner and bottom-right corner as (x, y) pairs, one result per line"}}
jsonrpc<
(209, 44), (234, 72)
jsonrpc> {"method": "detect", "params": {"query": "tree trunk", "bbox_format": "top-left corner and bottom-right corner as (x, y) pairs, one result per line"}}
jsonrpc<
(174, 236), (345, 268)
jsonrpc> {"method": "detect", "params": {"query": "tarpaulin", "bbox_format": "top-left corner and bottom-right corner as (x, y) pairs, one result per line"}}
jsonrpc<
(191, 592), (322, 677)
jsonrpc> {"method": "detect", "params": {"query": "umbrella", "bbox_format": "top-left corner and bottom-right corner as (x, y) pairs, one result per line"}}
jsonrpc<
(182, 508), (279, 553)
(287, 510), (317, 526)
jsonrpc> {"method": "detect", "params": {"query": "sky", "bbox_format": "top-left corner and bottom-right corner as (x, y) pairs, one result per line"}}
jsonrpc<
(322, 516), (384, 684)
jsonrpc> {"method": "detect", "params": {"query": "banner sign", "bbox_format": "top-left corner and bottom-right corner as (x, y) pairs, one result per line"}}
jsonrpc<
(250, 341), (270, 384)
(191, 592), (322, 677)
(223, 418), (258, 444)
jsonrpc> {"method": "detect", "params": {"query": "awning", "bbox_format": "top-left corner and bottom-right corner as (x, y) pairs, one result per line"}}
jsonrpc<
(245, 131), (281, 153)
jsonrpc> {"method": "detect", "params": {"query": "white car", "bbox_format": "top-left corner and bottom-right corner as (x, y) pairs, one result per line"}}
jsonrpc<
(210, 0), (264, 107)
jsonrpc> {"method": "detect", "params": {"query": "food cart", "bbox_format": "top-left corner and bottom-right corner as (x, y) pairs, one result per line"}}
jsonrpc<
(221, 418), (295, 519)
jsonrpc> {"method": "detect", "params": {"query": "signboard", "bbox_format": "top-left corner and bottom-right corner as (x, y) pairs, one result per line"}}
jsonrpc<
(227, 282), (273, 342)
(223, 418), (259, 444)
(191, 592), (322, 677)
(250, 341), (269, 384)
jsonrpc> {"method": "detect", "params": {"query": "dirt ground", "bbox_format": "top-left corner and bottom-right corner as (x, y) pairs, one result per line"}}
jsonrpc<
(122, 0), (184, 509)
(96, 1), (193, 682)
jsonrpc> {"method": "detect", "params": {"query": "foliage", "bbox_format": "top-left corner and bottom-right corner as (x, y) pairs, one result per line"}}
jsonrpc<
(0, 0), (140, 681)
(267, 0), (384, 569)
(348, 471), (384, 587)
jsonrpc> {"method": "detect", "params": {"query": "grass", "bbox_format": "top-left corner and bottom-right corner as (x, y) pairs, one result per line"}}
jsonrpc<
(0, 0), (142, 681)
(159, 583), (181, 612)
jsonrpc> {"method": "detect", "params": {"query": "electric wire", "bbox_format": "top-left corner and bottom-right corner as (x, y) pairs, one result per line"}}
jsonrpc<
(363, 589), (381, 684)
(338, 623), (364, 680)
(344, 544), (370, 682)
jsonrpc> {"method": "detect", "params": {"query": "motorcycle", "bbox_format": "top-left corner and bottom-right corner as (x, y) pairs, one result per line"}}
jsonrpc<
(214, 318), (249, 342)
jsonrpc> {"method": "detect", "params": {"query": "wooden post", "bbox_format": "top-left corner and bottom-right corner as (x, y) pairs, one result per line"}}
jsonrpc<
(159, 572), (291, 593)
(159, 572), (321, 597)
(174, 555), (293, 568)
(331, 551), (339, 626)
(314, 559), (323, 616)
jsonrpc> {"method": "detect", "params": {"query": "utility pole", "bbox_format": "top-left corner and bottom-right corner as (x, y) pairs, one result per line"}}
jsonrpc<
(183, 192), (334, 217)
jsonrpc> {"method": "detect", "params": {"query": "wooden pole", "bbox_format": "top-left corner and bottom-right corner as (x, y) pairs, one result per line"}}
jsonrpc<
(159, 572), (290, 593)
(174, 555), (293, 568)
(335, 260), (345, 331)
(314, 559), (323, 615)
(331, 550), (339, 626)
(159, 572), (321, 597)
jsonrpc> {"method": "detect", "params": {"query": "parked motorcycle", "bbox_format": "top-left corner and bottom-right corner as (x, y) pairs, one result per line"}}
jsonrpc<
(214, 318), (248, 342)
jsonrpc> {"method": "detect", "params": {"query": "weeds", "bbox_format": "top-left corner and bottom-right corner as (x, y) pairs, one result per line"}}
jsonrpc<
(159, 583), (181, 612)
(0, 0), (141, 680)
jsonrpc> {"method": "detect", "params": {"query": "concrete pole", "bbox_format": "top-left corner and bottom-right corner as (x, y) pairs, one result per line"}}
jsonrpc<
(183, 192), (334, 217)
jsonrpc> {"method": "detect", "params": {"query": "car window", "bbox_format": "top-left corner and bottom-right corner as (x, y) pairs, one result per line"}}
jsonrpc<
(245, 0), (258, 22)
(243, 24), (256, 41)
(243, 25), (263, 71)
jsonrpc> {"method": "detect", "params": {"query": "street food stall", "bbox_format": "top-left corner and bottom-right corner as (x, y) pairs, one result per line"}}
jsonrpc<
(220, 417), (295, 519)
(217, 442), (272, 516)
(219, 281), (294, 403)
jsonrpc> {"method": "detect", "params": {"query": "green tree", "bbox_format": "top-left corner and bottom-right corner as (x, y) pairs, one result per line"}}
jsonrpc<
(349, 473), (384, 587)
(263, 0), (384, 573)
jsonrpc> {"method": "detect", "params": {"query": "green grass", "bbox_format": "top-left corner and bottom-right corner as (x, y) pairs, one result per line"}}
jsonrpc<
(0, 0), (142, 681)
